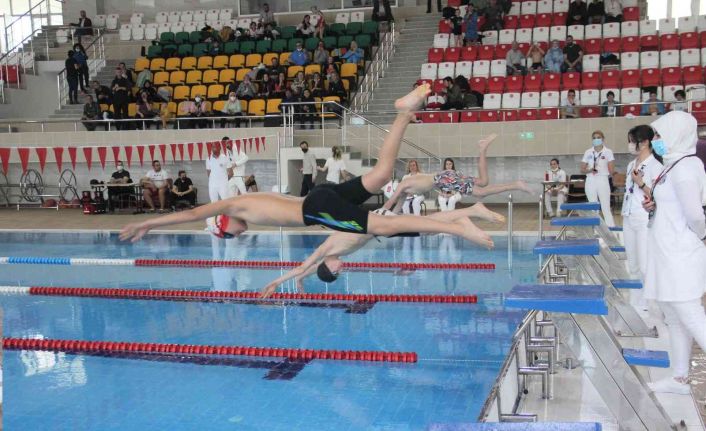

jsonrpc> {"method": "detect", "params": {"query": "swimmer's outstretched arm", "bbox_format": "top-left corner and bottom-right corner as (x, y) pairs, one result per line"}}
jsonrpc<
(260, 245), (327, 298)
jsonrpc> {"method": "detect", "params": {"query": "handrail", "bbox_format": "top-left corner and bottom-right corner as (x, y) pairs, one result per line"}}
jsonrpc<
(0, 27), (42, 64)
(4, 0), (49, 30)
(351, 22), (395, 112)
(57, 29), (105, 108)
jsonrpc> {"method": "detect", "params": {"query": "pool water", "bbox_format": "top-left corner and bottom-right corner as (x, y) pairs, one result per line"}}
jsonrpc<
(0, 232), (538, 430)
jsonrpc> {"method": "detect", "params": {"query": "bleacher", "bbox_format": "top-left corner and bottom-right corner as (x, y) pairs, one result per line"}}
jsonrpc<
(416, 0), (706, 124)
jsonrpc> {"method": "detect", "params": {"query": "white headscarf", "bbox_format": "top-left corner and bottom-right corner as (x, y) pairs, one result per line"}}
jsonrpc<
(650, 111), (698, 166)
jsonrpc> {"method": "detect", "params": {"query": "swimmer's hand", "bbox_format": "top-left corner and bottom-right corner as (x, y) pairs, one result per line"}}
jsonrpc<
(260, 281), (279, 299)
(119, 222), (151, 242)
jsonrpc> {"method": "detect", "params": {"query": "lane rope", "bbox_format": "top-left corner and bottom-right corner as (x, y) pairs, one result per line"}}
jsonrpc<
(0, 286), (479, 304)
(2, 337), (418, 363)
(0, 256), (495, 271)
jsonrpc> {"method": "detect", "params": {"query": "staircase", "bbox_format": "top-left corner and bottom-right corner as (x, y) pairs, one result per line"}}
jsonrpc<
(365, 14), (439, 124)
(19, 26), (60, 61)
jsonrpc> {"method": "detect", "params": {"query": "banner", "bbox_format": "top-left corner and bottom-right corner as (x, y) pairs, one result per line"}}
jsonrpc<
(0, 148), (10, 175)
(170, 143), (177, 162)
(136, 145), (145, 167)
(68, 147), (77, 170)
(17, 148), (30, 173)
(124, 145), (133, 168)
(112, 146), (121, 167)
(82, 147), (93, 171)
(52, 147), (64, 172)
(97, 147), (107, 170)
(187, 142), (194, 160)
(35, 147), (47, 173)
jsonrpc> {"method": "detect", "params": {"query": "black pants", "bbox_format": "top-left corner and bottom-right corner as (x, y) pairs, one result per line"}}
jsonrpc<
(427, 0), (441, 13)
(373, 0), (394, 21)
(79, 65), (89, 89)
(67, 76), (79, 104)
(175, 190), (196, 206)
(112, 96), (129, 130)
(300, 174), (314, 197)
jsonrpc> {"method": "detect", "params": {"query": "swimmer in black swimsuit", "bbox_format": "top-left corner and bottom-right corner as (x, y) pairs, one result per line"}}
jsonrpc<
(120, 85), (495, 245)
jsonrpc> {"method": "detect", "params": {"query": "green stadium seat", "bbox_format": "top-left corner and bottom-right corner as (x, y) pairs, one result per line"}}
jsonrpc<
(271, 39), (288, 53)
(175, 31), (190, 45)
(346, 22), (362, 36)
(192, 43), (209, 57)
(177, 43), (193, 57)
(189, 31), (202, 44)
(160, 31), (175, 44)
(323, 36), (337, 50)
(355, 34), (371, 50)
(328, 23), (345, 36)
(287, 38), (303, 51)
(280, 26), (296, 40)
(239, 40), (255, 54)
(223, 41), (239, 55)
(338, 35), (353, 49)
(256, 40), (272, 54)
(362, 21), (378, 35)
(147, 45), (162, 59)
(162, 44), (178, 57)
(304, 37), (320, 51)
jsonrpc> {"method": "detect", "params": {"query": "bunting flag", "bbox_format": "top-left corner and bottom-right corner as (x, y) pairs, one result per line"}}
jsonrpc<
(221, 140), (228, 154)
(82, 147), (93, 171)
(17, 148), (30, 173)
(97, 147), (107, 170)
(158, 144), (166, 162)
(248, 137), (254, 153)
(197, 142), (203, 160)
(187, 142), (194, 160)
(170, 143), (177, 162)
(261, 136), (266, 152)
(35, 147), (47, 173)
(112, 146), (121, 167)
(52, 147), (64, 172)
(234, 139), (241, 154)
(0, 148), (10, 175)
(68, 147), (77, 170)
(254, 137), (260, 153)
(136, 146), (145, 167)
(124, 146), (133, 168)
(206, 141), (213, 156)
(177, 143), (184, 161)
(148, 145), (155, 162)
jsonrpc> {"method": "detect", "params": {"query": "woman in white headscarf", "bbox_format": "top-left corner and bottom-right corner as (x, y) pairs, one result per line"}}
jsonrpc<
(643, 111), (706, 395)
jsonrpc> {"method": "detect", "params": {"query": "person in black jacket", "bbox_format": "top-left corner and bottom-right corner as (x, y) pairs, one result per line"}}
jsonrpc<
(567, 0), (588, 25)
(71, 10), (93, 37)
(427, 0), (441, 14)
(91, 80), (113, 106)
(298, 89), (317, 129)
(327, 71), (347, 104)
(65, 51), (80, 104)
(111, 67), (131, 130)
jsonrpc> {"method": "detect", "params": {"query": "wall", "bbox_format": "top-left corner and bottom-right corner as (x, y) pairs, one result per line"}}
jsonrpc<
(0, 61), (64, 120)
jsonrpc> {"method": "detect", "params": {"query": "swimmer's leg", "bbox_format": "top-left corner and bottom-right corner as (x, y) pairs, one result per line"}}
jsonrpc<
(382, 174), (435, 211)
(473, 180), (532, 197)
(367, 212), (494, 248)
(474, 133), (497, 187)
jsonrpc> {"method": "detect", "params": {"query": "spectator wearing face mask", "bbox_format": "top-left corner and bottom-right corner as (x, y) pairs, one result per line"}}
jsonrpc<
(183, 95), (209, 128)
(220, 92), (243, 128)
(172, 170), (196, 209)
(235, 75), (257, 100)
(288, 42), (309, 66)
(580, 130), (615, 226)
(72, 43), (89, 91)
(107, 161), (133, 211)
(544, 40), (564, 73)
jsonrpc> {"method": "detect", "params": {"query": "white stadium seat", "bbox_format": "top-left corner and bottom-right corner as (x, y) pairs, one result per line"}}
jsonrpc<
(567, 25), (584, 40)
(521, 1), (537, 14)
(580, 89), (600, 105)
(184, 23), (197, 32)
(482, 30), (498, 45)
(678, 16), (697, 33)
(623, 0), (638, 5)
(119, 24), (132, 41)
(686, 84), (706, 101)
(499, 29), (515, 45)
(621, 21), (638, 37)
(508, 3), (521, 16)
(420, 63), (438, 80)
(473, 60), (490, 77)
(94, 14), (106, 27)
(550, 25), (567, 41)
(194, 10), (207, 22)
(490, 59), (507, 77)
(170, 23), (184, 33)
(698, 15), (706, 32)
(336, 12), (350, 24)
(433, 33), (450, 48)
(207, 9), (220, 21)
(681, 48), (701, 67)
(456, 61), (473, 78)
(584, 24), (601, 39)
(155, 12), (168, 24)
(516, 28), (532, 44)
(620, 52), (639, 70)
(621, 87), (641, 104)
(130, 13), (143, 25)
(532, 27), (550, 43)
(540, 91), (560, 107)
(662, 85), (684, 102)
(553, 0), (569, 13)
(537, 0), (553, 14)
(351, 11), (365, 22)
(158, 23), (171, 36)
(582, 54), (600, 72)
(483, 93), (502, 109)
(438, 62), (455, 78)
(132, 24), (145, 40)
(640, 51), (659, 69)
(220, 9), (233, 21)
(659, 18), (676, 34)
(106, 14), (119, 30)
(602, 22), (619, 38)
(502, 92), (522, 108)
(600, 88), (619, 103)
(168, 11), (181, 23)
(521, 92), (540, 108)
(181, 11), (194, 22)
(639, 19), (657, 36)
(145, 25), (158, 40)
(238, 18), (253, 29)
(660, 49), (680, 68)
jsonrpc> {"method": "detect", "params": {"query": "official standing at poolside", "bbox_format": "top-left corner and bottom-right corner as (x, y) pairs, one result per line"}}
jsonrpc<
(206, 144), (232, 203)
(299, 141), (317, 196)
(580, 130), (616, 226)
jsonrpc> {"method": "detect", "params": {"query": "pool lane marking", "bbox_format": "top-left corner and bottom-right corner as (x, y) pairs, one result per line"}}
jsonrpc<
(2, 337), (419, 363)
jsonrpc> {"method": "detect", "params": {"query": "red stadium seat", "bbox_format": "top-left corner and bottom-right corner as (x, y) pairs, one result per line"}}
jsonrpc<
(601, 70), (620, 88)
(552, 13), (567, 26)
(538, 107), (560, 120)
(502, 110), (519, 121)
(439, 19), (452, 33)
(640, 35), (659, 50)
(621, 69), (640, 87)
(660, 33), (679, 50)
(495, 44), (512, 59)
(603, 37), (621, 53)
(581, 72), (599, 90)
(641, 68), (661, 87)
(444, 47), (460, 62)
(503, 15), (519, 29)
(519, 14), (535, 28)
(439, 111), (460, 123)
(683, 66), (703, 85)
(461, 46), (478, 61)
(623, 104), (642, 116)
(524, 73), (542, 92)
(417, 79), (433, 87)
(680, 32), (699, 49)
(535, 13), (552, 27)
(478, 45), (495, 61)
(691, 101), (706, 124)
(661, 67), (682, 86)
(519, 108), (538, 121)
(517, 43), (530, 54)
(477, 16), (486, 30)
(543, 72), (561, 91)
(460, 110), (480, 122)
(505, 75), (524, 92)
(701, 32), (706, 49)
(562, 72), (581, 90)
(623, 7), (639, 21)
(448, 0), (461, 7)
(418, 112), (440, 123)
(433, 79), (446, 93)
(470, 77), (487, 92)
(621, 36), (640, 52)
(583, 39), (602, 55)
(580, 107), (601, 118)
(488, 76), (506, 92)
(428, 48), (444, 63)
(480, 110), (500, 122)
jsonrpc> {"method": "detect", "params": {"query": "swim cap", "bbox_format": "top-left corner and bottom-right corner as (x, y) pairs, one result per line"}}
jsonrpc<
(208, 214), (235, 239)
(317, 262), (338, 282)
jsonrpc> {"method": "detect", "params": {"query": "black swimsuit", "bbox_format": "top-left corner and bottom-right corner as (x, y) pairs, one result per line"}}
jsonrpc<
(302, 176), (373, 233)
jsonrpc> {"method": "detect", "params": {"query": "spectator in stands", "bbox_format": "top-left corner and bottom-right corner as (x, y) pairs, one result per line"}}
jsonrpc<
(220, 92), (243, 128)
(139, 80), (165, 103)
(246, 22), (260, 41)
(604, 0), (623, 22)
(401, 160), (425, 216)
(118, 62), (134, 85)
(342, 40), (364, 64)
(310, 72), (325, 97)
(296, 15), (315, 38)
(505, 42), (527, 76)
(172, 170), (196, 209)
(442, 77), (464, 110)
(561, 89), (581, 119)
(111, 66), (131, 130)
(449, 8), (464, 47)
(313, 41), (328, 66)
(288, 42), (309, 66)
(70, 10), (93, 38)
(463, 4), (479, 45)
(136, 91), (159, 129)
(290, 71), (308, 94)
(544, 39), (564, 73)
(183, 95), (210, 128)
(91, 80), (112, 106)
(527, 43), (545, 73)
(258, 73), (274, 99)
(259, 3), (276, 27)
(82, 94), (103, 131)
(318, 146), (349, 184)
(72, 43), (89, 91)
(587, 0), (605, 24)
(438, 158), (461, 211)
(267, 57), (285, 78)
(220, 25), (234, 42)
(311, 6), (327, 38)
(65, 51), (80, 104)
(141, 160), (170, 213)
(299, 89), (317, 129)
(159, 99), (172, 129)
(671, 90), (688, 112)
(135, 68), (153, 90)
(544, 158), (568, 218)
(273, 72), (288, 97)
(481, 0), (504, 31)
(263, 23), (280, 40)
(327, 71), (347, 103)
(373, 0), (394, 22)
(600, 91), (621, 117)
(561, 36), (583, 73)
(209, 40), (221, 56)
(282, 88), (298, 110)
(324, 56), (339, 80)
(107, 161), (133, 211)
(235, 75), (257, 100)
(427, 0), (441, 14)
(567, 0), (588, 25)
(641, 90), (666, 116)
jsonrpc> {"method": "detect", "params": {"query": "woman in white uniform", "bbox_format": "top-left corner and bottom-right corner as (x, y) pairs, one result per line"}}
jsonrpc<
(205, 144), (233, 202)
(622, 125), (663, 311)
(544, 158), (568, 218)
(318, 146), (348, 184)
(643, 111), (706, 395)
(224, 138), (248, 196)
(437, 158), (462, 212)
(401, 160), (425, 215)
(580, 130), (616, 226)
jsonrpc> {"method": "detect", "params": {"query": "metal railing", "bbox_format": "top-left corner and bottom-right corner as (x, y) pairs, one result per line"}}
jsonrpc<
(351, 22), (395, 112)
(3, 0), (51, 55)
(56, 30), (106, 108)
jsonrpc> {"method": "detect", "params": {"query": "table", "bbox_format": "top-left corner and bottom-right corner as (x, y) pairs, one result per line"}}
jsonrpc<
(91, 183), (145, 214)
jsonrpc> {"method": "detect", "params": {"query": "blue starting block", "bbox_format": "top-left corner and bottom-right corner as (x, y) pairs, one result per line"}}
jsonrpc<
(561, 202), (601, 211)
(429, 423), (602, 431)
(534, 239), (600, 256)
(612, 279), (643, 289)
(623, 349), (670, 368)
(550, 216), (601, 227)
(610, 246), (626, 253)
(608, 226), (623, 232)
(505, 284), (608, 315)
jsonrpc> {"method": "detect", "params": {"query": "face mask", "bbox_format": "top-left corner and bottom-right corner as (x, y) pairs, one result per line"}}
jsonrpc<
(592, 138), (603, 147)
(551, 166), (559, 172)
(195, 97), (201, 103)
(229, 96), (236, 101)
(117, 166), (123, 172)
(651, 138), (667, 156)
(75, 48), (80, 52)
(302, 148), (308, 153)
(628, 142), (637, 154)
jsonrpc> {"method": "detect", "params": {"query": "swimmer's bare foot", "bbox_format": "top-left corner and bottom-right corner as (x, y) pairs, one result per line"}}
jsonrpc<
(515, 180), (533, 194)
(470, 202), (506, 224)
(456, 218), (494, 249)
(478, 133), (498, 153)
(394, 83), (431, 113)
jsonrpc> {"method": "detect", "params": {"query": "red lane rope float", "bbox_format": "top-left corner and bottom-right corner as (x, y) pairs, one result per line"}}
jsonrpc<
(2, 337), (418, 363)
(27, 287), (478, 304)
(133, 259), (495, 271)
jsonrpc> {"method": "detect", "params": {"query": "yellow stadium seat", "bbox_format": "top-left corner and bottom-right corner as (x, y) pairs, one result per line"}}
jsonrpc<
(240, 100), (248, 112)
(213, 55), (229, 69)
(207, 84), (224, 99)
(169, 70), (186, 85)
(181, 56), (197, 71)
(190, 85), (207, 100)
(235, 68), (251, 82)
(247, 98), (265, 116)
(266, 98), (282, 114)
(128, 103), (137, 117)
(342, 79), (350, 91)
(165, 57), (181, 71)
(197, 56), (213, 70)
(151, 102), (162, 111)
(322, 96), (341, 118)
(153, 71), (169, 86)
(202, 69), (219, 84)
(305, 64), (321, 77)
(100, 103), (110, 112)
(279, 52), (289, 65)
(287, 65), (303, 79)
(212, 100), (226, 112)
(340, 63), (357, 79)
(219, 69), (235, 84)
(186, 70), (202, 84)
(245, 53), (262, 68)
(263, 53), (278, 66)
(134, 57), (150, 72)
(150, 58), (165, 71)
(131, 86), (140, 97)
(314, 97), (322, 112)
(229, 54), (245, 69)
(167, 101), (177, 114)
(173, 85), (190, 101)
(177, 101), (191, 116)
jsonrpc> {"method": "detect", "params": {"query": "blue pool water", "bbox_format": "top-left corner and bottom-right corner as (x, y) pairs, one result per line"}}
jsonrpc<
(0, 232), (538, 430)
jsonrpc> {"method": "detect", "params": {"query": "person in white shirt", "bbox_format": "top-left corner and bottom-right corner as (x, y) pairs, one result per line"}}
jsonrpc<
(437, 158), (462, 211)
(670, 89), (688, 113)
(604, 0), (623, 23)
(402, 160), (425, 216)
(642, 111), (706, 395)
(580, 130), (616, 226)
(221, 136), (248, 196)
(622, 125), (663, 311)
(318, 146), (348, 184)
(206, 143), (233, 203)
(544, 158), (568, 218)
(140, 160), (170, 212)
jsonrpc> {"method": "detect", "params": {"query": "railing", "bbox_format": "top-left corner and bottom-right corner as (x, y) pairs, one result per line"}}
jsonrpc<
(3, 0), (51, 55)
(56, 30), (106, 108)
(351, 22), (396, 112)
(507, 193), (513, 269)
